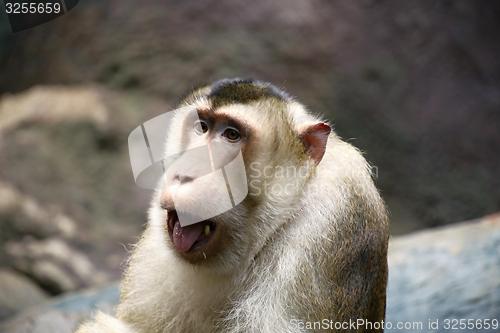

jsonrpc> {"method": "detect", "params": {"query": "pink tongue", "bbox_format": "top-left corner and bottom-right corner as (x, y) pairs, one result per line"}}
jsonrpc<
(173, 221), (204, 252)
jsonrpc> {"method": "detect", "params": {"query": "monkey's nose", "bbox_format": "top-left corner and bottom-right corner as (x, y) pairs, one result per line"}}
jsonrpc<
(173, 174), (194, 184)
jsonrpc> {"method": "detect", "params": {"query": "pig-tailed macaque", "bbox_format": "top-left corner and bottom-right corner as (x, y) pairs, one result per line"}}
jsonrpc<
(77, 78), (389, 333)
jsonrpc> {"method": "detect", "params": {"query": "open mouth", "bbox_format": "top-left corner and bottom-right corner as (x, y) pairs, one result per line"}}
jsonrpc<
(166, 210), (217, 253)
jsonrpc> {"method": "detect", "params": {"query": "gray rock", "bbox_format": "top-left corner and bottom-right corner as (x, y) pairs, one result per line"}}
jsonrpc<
(1, 215), (499, 332)
(5, 238), (108, 294)
(0, 181), (110, 297)
(0, 86), (162, 293)
(386, 213), (500, 332)
(0, 269), (48, 321)
(0, 285), (118, 332)
(0, 181), (77, 240)
(0, 86), (110, 136)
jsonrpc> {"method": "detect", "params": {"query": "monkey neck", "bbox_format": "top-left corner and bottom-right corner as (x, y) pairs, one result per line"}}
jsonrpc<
(118, 228), (238, 331)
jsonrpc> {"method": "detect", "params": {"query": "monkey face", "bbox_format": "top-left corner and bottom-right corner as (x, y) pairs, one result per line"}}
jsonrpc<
(152, 102), (322, 271)
(129, 81), (331, 272)
(155, 105), (255, 266)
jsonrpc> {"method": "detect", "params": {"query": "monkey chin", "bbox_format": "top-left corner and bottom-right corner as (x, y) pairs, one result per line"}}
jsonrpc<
(165, 210), (222, 264)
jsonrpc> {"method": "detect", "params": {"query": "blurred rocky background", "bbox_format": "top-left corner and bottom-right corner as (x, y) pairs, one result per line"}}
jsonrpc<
(0, 0), (499, 328)
(2, 214), (499, 333)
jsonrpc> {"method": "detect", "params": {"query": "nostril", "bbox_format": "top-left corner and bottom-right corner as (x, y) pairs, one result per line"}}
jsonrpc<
(174, 174), (194, 184)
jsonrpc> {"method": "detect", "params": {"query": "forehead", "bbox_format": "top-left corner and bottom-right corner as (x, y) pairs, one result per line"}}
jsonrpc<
(180, 80), (291, 128)
(208, 79), (290, 108)
(181, 79), (290, 108)
(210, 104), (263, 130)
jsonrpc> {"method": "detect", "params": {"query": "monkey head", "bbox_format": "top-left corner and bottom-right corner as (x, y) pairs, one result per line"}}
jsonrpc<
(143, 79), (331, 273)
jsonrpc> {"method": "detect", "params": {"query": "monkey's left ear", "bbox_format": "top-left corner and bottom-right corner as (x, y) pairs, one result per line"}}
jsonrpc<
(298, 122), (331, 164)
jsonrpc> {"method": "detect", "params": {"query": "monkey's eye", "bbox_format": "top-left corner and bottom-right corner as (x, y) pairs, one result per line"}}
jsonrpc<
(193, 120), (209, 135)
(222, 127), (241, 143)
